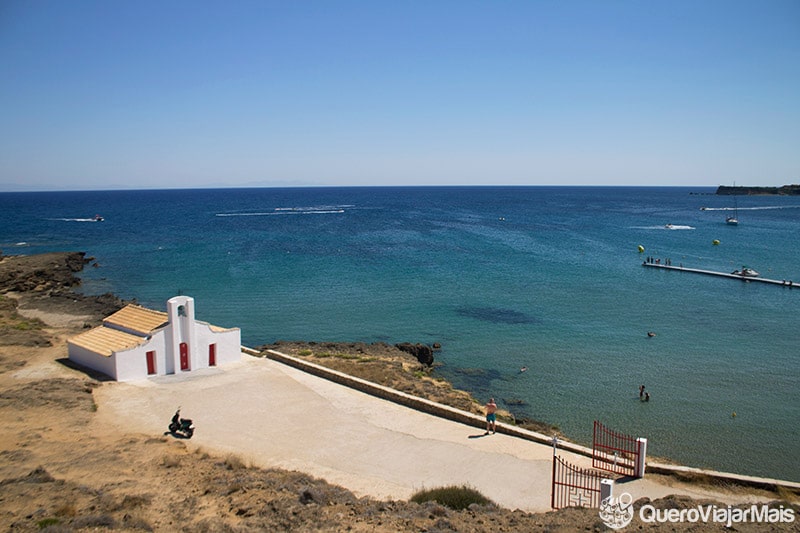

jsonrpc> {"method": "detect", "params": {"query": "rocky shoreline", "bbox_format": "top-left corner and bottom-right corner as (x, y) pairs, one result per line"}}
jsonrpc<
(1, 251), (797, 531)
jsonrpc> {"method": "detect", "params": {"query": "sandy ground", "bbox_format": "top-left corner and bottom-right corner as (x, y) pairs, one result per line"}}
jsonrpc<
(93, 352), (776, 514)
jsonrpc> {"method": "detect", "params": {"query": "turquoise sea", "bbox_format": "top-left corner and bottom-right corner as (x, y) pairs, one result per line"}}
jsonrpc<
(1, 186), (798, 481)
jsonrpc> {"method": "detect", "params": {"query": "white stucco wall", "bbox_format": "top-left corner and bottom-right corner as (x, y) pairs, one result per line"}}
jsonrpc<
(195, 323), (241, 367)
(114, 330), (167, 382)
(67, 343), (118, 380)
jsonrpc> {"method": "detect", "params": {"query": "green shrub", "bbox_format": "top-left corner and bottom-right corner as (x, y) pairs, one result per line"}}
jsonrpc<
(37, 517), (60, 528)
(14, 319), (44, 331)
(410, 485), (494, 510)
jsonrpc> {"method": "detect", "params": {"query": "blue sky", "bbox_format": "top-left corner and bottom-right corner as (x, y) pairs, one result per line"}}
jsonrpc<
(1, 1), (798, 190)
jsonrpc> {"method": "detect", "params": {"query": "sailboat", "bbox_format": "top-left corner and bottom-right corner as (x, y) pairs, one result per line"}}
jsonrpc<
(726, 197), (739, 225)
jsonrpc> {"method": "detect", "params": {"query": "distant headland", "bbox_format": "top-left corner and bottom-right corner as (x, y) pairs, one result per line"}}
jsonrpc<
(716, 184), (800, 195)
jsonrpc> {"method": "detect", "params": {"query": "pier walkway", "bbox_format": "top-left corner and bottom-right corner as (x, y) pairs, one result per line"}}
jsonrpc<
(643, 262), (798, 288)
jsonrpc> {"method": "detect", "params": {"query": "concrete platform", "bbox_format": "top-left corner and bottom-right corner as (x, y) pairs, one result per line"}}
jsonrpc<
(93, 353), (785, 512)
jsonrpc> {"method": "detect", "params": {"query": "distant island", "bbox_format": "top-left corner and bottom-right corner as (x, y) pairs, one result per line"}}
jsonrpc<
(716, 184), (800, 195)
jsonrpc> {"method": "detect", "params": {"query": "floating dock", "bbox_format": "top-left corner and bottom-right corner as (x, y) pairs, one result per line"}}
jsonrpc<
(642, 262), (797, 288)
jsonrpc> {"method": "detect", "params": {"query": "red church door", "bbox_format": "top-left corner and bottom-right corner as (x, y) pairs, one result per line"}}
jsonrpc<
(146, 351), (156, 375)
(180, 342), (189, 371)
(208, 344), (216, 367)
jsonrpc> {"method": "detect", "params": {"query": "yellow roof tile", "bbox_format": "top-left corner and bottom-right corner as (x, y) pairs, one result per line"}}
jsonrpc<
(68, 326), (147, 357)
(103, 304), (168, 335)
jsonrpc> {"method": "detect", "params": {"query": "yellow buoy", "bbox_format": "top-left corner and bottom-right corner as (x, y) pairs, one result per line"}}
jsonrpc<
(732, 411), (737, 418)
(637, 245), (645, 253)
(712, 239), (720, 246)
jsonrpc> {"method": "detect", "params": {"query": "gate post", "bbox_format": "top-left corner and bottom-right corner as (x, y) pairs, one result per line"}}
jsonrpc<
(634, 437), (647, 478)
(600, 478), (614, 502)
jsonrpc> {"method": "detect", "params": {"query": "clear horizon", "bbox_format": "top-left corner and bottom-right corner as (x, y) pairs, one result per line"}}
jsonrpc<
(0, 184), (787, 194)
(1, 1), (798, 191)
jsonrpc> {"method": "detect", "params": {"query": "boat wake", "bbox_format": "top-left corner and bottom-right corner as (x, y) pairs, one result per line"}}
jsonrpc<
(48, 217), (103, 222)
(633, 225), (695, 230)
(216, 205), (352, 217)
(700, 205), (800, 211)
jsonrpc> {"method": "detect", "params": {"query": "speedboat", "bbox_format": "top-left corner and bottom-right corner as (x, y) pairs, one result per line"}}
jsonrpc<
(93, 214), (104, 222)
(731, 267), (759, 277)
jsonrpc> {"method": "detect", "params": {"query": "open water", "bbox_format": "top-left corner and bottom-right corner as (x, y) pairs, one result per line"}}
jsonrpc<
(1, 186), (798, 481)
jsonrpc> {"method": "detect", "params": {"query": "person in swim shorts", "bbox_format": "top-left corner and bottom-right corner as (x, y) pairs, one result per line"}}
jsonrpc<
(485, 397), (497, 435)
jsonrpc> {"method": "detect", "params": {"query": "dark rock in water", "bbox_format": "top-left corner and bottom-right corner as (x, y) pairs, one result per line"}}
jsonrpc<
(503, 398), (528, 407)
(455, 367), (488, 377)
(456, 306), (540, 325)
(394, 342), (434, 366)
(432, 342), (442, 351)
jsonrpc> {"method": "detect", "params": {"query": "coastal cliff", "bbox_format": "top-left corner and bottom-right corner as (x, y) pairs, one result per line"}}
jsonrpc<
(716, 184), (800, 195)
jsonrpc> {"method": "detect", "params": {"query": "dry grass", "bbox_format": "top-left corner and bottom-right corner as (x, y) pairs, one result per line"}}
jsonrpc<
(775, 484), (800, 504)
(160, 454), (181, 468)
(0, 296), (44, 330)
(52, 504), (76, 518)
(222, 453), (248, 471)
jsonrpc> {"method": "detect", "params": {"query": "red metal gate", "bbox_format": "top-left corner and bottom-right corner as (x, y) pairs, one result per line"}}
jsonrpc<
(551, 454), (609, 509)
(592, 420), (643, 477)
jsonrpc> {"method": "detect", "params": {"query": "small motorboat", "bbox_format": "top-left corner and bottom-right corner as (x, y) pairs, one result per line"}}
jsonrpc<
(731, 267), (759, 277)
(93, 214), (104, 222)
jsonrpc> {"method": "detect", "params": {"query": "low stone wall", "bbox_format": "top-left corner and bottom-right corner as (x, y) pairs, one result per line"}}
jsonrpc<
(241, 346), (261, 357)
(264, 348), (800, 493)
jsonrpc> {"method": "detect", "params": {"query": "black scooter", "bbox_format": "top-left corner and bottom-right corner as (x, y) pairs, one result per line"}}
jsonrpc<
(168, 409), (195, 439)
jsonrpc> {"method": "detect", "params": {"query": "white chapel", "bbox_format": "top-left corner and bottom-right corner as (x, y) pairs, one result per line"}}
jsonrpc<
(68, 295), (241, 381)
